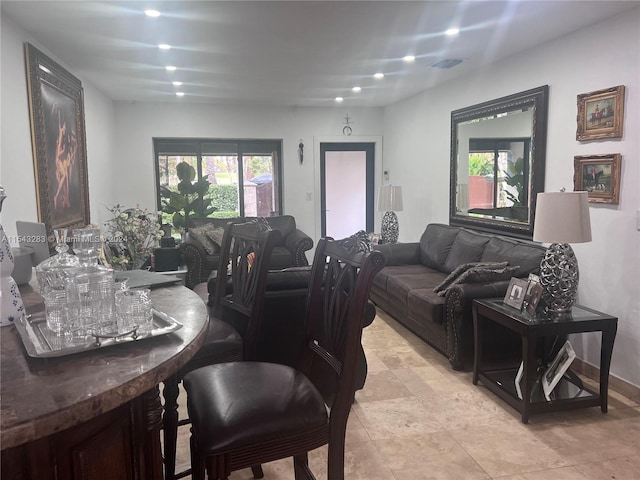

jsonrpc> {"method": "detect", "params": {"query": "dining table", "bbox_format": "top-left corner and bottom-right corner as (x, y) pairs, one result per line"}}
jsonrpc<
(1, 281), (209, 480)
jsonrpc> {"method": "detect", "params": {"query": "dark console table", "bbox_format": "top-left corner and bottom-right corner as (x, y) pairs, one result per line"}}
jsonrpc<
(472, 298), (617, 424)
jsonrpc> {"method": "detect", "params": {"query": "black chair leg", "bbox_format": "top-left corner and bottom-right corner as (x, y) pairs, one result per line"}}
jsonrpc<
(251, 465), (264, 478)
(163, 374), (180, 480)
(293, 453), (312, 480)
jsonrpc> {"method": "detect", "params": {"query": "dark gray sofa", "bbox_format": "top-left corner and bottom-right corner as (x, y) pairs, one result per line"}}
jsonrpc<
(371, 223), (546, 370)
(180, 215), (313, 289)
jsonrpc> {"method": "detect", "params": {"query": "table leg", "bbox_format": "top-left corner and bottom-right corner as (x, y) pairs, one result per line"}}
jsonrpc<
(521, 334), (536, 424)
(600, 324), (617, 413)
(472, 308), (483, 385)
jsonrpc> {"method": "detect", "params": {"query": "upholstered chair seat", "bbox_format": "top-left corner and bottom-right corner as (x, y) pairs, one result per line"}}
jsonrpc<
(185, 362), (327, 453)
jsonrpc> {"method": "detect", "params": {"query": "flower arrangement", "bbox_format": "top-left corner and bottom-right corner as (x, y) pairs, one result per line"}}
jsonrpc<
(105, 205), (163, 270)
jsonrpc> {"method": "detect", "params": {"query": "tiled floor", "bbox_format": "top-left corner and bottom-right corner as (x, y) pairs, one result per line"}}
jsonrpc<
(173, 310), (640, 479)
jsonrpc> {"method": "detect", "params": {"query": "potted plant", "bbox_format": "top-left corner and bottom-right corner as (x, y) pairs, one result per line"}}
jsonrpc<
(159, 162), (216, 233)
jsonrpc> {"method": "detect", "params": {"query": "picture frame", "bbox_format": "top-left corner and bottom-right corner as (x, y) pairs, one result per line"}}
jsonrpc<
(573, 153), (621, 204)
(576, 85), (625, 141)
(503, 277), (528, 310)
(525, 282), (543, 316)
(24, 42), (90, 236)
(542, 340), (576, 401)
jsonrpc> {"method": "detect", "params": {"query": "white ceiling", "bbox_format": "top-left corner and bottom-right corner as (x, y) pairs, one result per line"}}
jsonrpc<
(2, 1), (637, 107)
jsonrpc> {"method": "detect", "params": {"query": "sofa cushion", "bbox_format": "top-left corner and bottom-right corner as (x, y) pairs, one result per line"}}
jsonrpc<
(480, 237), (546, 277)
(419, 224), (460, 271)
(433, 261), (508, 294)
(443, 229), (491, 273)
(386, 270), (448, 310)
(436, 264), (519, 296)
(255, 215), (296, 245)
(408, 289), (446, 325)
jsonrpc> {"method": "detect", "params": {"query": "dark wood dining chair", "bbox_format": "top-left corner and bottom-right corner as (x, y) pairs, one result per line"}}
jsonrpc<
(163, 221), (279, 480)
(183, 237), (385, 480)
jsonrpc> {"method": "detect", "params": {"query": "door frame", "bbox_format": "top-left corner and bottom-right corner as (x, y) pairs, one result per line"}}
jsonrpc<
(320, 142), (375, 237)
(313, 136), (383, 242)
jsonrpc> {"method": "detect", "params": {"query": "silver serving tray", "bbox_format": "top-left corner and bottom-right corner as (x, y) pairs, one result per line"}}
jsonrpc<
(15, 308), (183, 358)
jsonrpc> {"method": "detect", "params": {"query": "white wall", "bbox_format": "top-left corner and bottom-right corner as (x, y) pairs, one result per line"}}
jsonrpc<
(383, 8), (640, 387)
(112, 103), (384, 242)
(0, 15), (116, 238)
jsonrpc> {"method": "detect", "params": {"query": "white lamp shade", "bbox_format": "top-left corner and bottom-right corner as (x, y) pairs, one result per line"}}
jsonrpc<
(533, 191), (592, 244)
(378, 185), (403, 212)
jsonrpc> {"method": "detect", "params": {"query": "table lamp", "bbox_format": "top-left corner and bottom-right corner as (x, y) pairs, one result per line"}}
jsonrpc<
(533, 190), (592, 312)
(378, 185), (403, 244)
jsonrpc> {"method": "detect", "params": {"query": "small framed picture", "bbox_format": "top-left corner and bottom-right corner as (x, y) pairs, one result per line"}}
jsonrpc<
(576, 85), (625, 141)
(368, 233), (381, 245)
(574, 153), (621, 205)
(525, 282), (543, 316)
(503, 277), (528, 310)
(542, 341), (576, 401)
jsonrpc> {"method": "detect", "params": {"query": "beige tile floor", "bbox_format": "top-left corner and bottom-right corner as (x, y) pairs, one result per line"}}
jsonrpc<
(172, 310), (640, 480)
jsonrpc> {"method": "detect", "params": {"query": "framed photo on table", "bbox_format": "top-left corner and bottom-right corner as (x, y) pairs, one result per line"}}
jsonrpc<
(24, 43), (90, 236)
(576, 85), (625, 141)
(574, 153), (621, 205)
(503, 277), (528, 310)
(542, 341), (576, 401)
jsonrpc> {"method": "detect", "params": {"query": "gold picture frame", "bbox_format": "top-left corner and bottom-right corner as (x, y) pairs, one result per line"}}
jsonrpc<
(573, 154), (621, 205)
(24, 43), (90, 236)
(576, 85), (625, 141)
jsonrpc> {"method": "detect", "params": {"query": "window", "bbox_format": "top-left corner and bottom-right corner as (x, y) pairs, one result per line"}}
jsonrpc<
(467, 137), (530, 210)
(154, 138), (282, 229)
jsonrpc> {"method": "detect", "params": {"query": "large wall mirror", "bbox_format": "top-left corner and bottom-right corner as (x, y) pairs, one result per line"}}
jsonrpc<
(450, 85), (549, 238)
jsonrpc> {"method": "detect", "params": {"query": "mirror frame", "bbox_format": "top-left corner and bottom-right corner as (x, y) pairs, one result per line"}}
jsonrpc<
(449, 85), (549, 238)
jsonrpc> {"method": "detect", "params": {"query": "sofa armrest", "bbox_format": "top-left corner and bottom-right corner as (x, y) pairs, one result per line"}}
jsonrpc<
(445, 280), (510, 370)
(373, 242), (420, 265)
(284, 228), (313, 266)
(179, 240), (212, 289)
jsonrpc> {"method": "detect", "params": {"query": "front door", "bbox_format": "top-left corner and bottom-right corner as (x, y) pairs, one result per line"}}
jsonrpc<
(320, 143), (375, 238)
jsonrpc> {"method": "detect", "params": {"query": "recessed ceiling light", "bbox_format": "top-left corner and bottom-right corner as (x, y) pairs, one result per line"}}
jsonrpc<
(144, 9), (160, 17)
(373, 72), (384, 79)
(335, 97), (344, 103)
(352, 86), (362, 93)
(158, 44), (171, 50)
(446, 28), (459, 36)
(172, 81), (183, 86)
(403, 55), (416, 63)
(176, 92), (185, 97)
(165, 65), (177, 72)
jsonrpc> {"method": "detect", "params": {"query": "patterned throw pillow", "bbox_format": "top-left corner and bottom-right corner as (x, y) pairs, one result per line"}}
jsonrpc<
(433, 261), (508, 294)
(436, 264), (519, 297)
(189, 224), (220, 255)
(337, 230), (371, 253)
(205, 227), (225, 249)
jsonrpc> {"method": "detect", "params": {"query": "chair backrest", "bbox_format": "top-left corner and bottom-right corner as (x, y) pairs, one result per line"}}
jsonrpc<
(299, 237), (385, 418)
(212, 221), (281, 360)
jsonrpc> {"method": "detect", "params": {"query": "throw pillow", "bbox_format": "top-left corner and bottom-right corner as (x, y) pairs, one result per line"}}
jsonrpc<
(205, 227), (225, 249)
(436, 264), (519, 297)
(337, 230), (371, 253)
(189, 224), (220, 255)
(433, 261), (508, 294)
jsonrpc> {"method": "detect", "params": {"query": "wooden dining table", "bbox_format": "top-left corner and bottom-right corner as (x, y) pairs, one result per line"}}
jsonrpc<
(1, 282), (209, 480)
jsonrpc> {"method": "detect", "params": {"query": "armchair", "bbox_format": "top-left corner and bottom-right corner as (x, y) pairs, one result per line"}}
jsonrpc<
(180, 215), (313, 289)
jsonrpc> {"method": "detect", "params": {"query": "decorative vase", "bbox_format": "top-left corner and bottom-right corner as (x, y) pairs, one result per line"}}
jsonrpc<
(0, 186), (25, 327)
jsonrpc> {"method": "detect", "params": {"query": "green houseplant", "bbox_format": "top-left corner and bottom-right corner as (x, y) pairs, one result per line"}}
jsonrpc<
(160, 162), (216, 232)
(504, 157), (525, 206)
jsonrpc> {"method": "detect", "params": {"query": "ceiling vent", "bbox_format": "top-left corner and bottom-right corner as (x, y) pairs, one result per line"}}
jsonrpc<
(431, 59), (463, 69)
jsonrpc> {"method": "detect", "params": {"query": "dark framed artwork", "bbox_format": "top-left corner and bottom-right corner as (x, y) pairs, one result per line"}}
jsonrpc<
(573, 153), (621, 205)
(24, 43), (90, 235)
(576, 85), (625, 141)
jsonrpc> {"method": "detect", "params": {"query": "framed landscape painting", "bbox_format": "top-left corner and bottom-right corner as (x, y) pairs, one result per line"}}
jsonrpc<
(573, 153), (621, 204)
(24, 43), (90, 235)
(576, 85), (625, 141)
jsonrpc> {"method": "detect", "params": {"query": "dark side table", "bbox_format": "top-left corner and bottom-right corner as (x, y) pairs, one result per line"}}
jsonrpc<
(472, 298), (617, 424)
